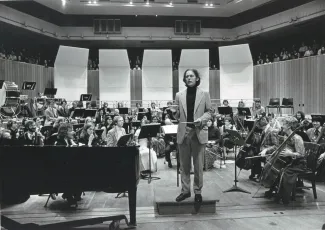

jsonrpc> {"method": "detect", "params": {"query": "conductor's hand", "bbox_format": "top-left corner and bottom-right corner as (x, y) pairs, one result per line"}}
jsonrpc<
(194, 118), (202, 127)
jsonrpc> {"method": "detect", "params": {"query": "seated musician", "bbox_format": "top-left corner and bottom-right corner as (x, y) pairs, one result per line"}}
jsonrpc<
(134, 119), (158, 176)
(0, 130), (12, 146)
(294, 111), (305, 124)
(79, 124), (99, 147)
(250, 117), (279, 180)
(114, 109), (120, 116)
(150, 102), (162, 117)
(101, 102), (111, 115)
(150, 116), (166, 158)
(51, 117), (65, 135)
(316, 150), (325, 182)
(164, 101), (176, 121)
(220, 117), (236, 152)
(263, 116), (306, 205)
(101, 116), (114, 143)
(58, 99), (70, 117)
(54, 123), (77, 146)
(233, 100), (246, 130)
(205, 118), (222, 170)
(68, 101), (77, 118)
(106, 116), (126, 147)
(222, 99), (230, 107)
(252, 99), (265, 118)
(23, 120), (44, 146)
(44, 100), (59, 121)
(267, 113), (281, 132)
(95, 108), (105, 125)
(163, 119), (176, 168)
(33, 117), (43, 132)
(6, 119), (20, 145)
(306, 116), (325, 148)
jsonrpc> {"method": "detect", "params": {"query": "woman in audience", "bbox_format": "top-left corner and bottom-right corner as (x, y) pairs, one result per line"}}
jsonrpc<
(205, 118), (222, 170)
(79, 123), (98, 147)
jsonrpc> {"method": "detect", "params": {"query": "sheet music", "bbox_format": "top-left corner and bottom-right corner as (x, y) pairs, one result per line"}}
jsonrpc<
(162, 125), (178, 134)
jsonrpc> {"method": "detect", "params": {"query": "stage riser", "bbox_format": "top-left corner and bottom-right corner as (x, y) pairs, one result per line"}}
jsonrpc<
(156, 202), (216, 215)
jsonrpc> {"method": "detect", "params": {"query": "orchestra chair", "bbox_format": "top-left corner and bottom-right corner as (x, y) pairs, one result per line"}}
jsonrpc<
(90, 101), (98, 108)
(292, 142), (320, 201)
(266, 98), (280, 115)
(280, 98), (294, 115)
(77, 101), (84, 108)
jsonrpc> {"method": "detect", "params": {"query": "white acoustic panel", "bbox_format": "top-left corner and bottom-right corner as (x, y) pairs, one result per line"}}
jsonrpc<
(179, 49), (209, 67)
(219, 44), (254, 107)
(55, 46), (89, 67)
(99, 49), (130, 67)
(99, 50), (130, 101)
(178, 50), (209, 93)
(219, 44), (253, 65)
(142, 50), (173, 102)
(54, 46), (89, 101)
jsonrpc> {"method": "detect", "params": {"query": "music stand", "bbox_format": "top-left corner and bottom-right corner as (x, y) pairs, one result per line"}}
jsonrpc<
(237, 107), (251, 117)
(138, 123), (161, 184)
(22, 82), (36, 90)
(117, 134), (133, 147)
(80, 94), (92, 101)
(83, 109), (97, 118)
(131, 121), (141, 129)
(119, 108), (129, 115)
(72, 108), (85, 118)
(218, 107), (233, 115)
(223, 129), (251, 194)
(44, 88), (57, 97)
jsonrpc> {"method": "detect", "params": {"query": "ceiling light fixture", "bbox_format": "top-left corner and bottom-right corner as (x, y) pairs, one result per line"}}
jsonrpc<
(169, 2), (173, 6)
(146, 1), (149, 5)
(156, 15), (158, 17)
(210, 3), (213, 6)
(62, 0), (66, 7)
(130, 1), (133, 4)
(205, 3), (208, 6)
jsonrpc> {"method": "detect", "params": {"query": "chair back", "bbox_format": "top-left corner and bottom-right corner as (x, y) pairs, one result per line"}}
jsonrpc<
(303, 142), (321, 172)
(282, 98), (293, 106)
(269, 98), (280, 106)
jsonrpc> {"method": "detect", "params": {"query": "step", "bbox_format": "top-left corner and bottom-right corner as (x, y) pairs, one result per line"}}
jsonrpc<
(154, 185), (219, 215)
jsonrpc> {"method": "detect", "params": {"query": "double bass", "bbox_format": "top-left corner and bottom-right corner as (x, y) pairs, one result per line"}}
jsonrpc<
(260, 125), (303, 188)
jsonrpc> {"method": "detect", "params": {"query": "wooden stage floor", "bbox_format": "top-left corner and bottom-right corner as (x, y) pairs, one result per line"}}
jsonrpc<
(1, 152), (325, 230)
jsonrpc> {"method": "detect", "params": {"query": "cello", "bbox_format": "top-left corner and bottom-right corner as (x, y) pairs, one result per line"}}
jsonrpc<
(260, 124), (303, 188)
(235, 118), (260, 170)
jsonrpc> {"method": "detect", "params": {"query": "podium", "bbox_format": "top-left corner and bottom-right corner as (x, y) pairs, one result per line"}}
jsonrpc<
(223, 129), (251, 194)
(139, 123), (161, 184)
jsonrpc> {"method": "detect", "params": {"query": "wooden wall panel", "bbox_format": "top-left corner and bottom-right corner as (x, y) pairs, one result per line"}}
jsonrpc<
(87, 70), (99, 101)
(172, 70), (179, 100)
(0, 59), (54, 99)
(209, 70), (220, 106)
(130, 69), (142, 106)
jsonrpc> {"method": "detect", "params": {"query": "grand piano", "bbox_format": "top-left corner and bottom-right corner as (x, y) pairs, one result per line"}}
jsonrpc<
(0, 146), (140, 229)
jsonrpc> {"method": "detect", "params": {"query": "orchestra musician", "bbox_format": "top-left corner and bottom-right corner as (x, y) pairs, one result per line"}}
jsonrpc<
(263, 116), (306, 205)
(246, 116), (279, 180)
(150, 116), (166, 158)
(58, 99), (70, 117)
(23, 120), (44, 146)
(205, 117), (222, 170)
(79, 124), (99, 147)
(69, 101), (78, 118)
(163, 118), (176, 168)
(252, 99), (265, 118)
(106, 116), (126, 147)
(44, 100), (59, 121)
(171, 68), (213, 203)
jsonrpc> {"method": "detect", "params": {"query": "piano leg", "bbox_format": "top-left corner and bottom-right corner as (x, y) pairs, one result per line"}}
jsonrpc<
(128, 186), (137, 226)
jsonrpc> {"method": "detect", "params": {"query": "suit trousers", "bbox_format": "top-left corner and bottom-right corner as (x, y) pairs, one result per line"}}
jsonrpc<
(178, 127), (205, 195)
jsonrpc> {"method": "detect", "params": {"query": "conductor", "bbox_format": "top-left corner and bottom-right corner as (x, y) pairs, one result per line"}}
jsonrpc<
(170, 69), (213, 203)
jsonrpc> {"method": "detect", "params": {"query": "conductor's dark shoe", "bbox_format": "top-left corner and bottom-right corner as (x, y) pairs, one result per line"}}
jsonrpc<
(264, 190), (274, 198)
(194, 194), (202, 203)
(168, 161), (172, 168)
(176, 193), (191, 202)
